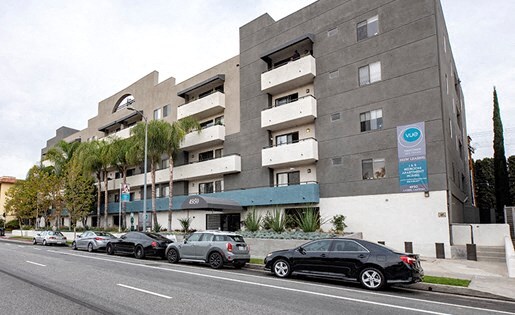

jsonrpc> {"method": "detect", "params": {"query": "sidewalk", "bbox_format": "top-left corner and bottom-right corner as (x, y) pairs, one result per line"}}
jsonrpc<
(413, 257), (515, 301)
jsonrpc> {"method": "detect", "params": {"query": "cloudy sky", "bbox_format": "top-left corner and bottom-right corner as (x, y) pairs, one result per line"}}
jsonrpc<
(0, 0), (513, 179)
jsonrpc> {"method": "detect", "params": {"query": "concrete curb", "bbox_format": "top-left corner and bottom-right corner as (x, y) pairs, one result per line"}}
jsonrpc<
(245, 263), (515, 302)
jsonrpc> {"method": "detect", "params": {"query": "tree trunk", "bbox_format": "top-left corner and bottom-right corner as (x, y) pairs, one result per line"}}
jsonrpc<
(151, 162), (158, 229)
(122, 169), (127, 230)
(104, 170), (109, 230)
(96, 172), (101, 228)
(168, 157), (174, 232)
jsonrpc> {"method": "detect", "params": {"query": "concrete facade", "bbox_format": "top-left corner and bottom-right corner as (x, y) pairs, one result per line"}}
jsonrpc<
(41, 0), (472, 257)
(0, 176), (17, 222)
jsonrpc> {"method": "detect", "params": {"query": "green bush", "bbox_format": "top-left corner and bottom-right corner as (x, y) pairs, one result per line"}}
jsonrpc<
(330, 214), (347, 234)
(243, 208), (261, 232)
(5, 220), (20, 231)
(268, 209), (288, 233)
(153, 223), (162, 233)
(178, 217), (193, 233)
(295, 208), (323, 233)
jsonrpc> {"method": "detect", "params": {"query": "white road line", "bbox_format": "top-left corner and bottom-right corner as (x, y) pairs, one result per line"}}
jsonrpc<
(117, 284), (172, 299)
(17, 245), (25, 248)
(48, 250), (515, 315)
(33, 248), (42, 251)
(26, 261), (46, 267)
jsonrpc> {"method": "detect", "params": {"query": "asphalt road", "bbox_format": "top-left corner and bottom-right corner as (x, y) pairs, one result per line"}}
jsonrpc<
(1, 241), (514, 315)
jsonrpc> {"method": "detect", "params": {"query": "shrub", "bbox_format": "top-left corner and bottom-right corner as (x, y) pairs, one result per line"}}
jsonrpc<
(331, 214), (347, 234)
(243, 208), (261, 232)
(262, 212), (273, 230)
(268, 209), (288, 233)
(178, 217), (193, 233)
(5, 219), (20, 231)
(295, 208), (324, 233)
(153, 223), (162, 233)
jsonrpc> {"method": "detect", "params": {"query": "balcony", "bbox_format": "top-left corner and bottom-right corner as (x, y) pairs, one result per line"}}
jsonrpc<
(180, 125), (225, 151)
(261, 95), (317, 131)
(174, 154), (241, 181)
(262, 138), (318, 168)
(177, 91), (225, 120)
(261, 55), (316, 95)
(100, 126), (134, 141)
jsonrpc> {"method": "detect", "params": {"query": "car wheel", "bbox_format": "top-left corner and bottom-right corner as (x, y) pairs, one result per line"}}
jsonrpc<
(167, 248), (179, 263)
(134, 246), (145, 259)
(272, 259), (291, 278)
(106, 244), (114, 255)
(43, 240), (47, 246)
(32, 238), (37, 245)
(71, 241), (77, 250)
(87, 243), (94, 253)
(359, 267), (385, 290)
(233, 261), (245, 269)
(208, 252), (223, 269)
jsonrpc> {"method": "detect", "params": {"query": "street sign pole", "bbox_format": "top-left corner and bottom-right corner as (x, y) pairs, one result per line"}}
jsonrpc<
(118, 183), (122, 233)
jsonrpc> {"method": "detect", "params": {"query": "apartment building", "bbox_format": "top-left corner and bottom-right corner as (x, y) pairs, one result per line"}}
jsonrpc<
(42, 0), (473, 257)
(0, 176), (17, 222)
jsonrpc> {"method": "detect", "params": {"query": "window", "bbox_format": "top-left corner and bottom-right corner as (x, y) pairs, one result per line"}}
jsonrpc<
(199, 182), (214, 194)
(161, 186), (169, 197)
(215, 148), (222, 158)
(357, 15), (378, 41)
(332, 157), (343, 165)
(199, 150), (214, 161)
(163, 105), (169, 118)
(200, 233), (214, 242)
(277, 171), (300, 186)
(360, 109), (383, 132)
(186, 233), (202, 242)
(327, 27), (338, 37)
(303, 240), (331, 252)
(445, 74), (449, 94)
(200, 120), (214, 129)
(215, 180), (222, 192)
(214, 116), (224, 126)
(275, 93), (298, 106)
(153, 108), (161, 120)
(362, 158), (385, 180)
(332, 240), (368, 252)
(127, 168), (135, 177)
(449, 119), (453, 139)
(161, 159), (169, 170)
(359, 61), (381, 86)
(276, 132), (299, 146)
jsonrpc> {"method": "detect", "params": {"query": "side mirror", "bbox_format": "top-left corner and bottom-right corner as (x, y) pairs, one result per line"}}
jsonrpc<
(77, 235), (82, 238)
(183, 240), (187, 244)
(36, 233), (41, 236)
(298, 246), (306, 255)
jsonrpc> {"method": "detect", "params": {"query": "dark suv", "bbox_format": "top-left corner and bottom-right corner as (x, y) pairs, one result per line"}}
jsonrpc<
(165, 231), (250, 269)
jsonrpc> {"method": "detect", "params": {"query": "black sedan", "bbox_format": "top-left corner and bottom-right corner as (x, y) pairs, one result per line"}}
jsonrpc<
(106, 232), (173, 259)
(264, 238), (423, 290)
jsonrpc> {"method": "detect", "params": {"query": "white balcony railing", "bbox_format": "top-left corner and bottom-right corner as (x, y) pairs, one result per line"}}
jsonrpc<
(174, 155), (241, 181)
(99, 126), (134, 141)
(261, 55), (316, 95)
(180, 125), (225, 150)
(177, 91), (225, 120)
(262, 138), (318, 168)
(261, 95), (317, 131)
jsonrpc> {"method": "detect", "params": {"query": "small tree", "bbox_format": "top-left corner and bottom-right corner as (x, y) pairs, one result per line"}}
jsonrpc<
(492, 88), (509, 222)
(294, 207), (325, 233)
(331, 214), (347, 234)
(268, 208), (287, 233)
(243, 207), (261, 232)
(178, 217), (193, 233)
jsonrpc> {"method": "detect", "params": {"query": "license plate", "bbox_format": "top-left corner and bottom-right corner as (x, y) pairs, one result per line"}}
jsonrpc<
(238, 246), (246, 250)
(57, 242), (63, 244)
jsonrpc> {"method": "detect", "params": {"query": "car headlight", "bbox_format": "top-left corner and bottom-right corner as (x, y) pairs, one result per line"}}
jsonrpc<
(266, 253), (273, 257)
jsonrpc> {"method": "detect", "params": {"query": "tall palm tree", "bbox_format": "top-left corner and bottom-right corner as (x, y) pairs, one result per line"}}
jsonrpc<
(110, 137), (139, 229)
(77, 140), (106, 228)
(163, 117), (200, 231)
(131, 120), (168, 229)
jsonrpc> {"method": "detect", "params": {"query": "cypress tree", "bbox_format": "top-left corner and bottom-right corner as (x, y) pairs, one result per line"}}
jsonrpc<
(492, 87), (509, 223)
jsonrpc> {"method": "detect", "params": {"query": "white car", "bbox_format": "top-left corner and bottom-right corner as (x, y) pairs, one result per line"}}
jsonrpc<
(33, 231), (67, 246)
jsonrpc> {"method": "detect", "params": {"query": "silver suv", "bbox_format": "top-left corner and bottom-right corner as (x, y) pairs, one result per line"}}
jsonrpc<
(165, 231), (250, 269)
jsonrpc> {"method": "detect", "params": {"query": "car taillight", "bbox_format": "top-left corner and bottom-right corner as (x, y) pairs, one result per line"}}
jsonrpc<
(94, 237), (104, 241)
(226, 242), (233, 252)
(49, 237), (56, 239)
(151, 241), (158, 248)
(400, 255), (416, 265)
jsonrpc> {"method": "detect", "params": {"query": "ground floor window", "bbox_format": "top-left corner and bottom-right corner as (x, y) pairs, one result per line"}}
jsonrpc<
(276, 171), (300, 186)
(362, 158), (385, 179)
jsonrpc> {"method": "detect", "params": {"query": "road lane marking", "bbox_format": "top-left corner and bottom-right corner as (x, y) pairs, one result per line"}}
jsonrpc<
(26, 261), (46, 267)
(47, 250), (515, 315)
(33, 248), (42, 251)
(17, 245), (25, 248)
(117, 284), (172, 299)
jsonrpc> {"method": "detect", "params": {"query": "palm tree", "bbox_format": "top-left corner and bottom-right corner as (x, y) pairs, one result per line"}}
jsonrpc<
(77, 140), (107, 228)
(110, 137), (140, 229)
(163, 117), (200, 231)
(131, 120), (168, 229)
(44, 140), (81, 177)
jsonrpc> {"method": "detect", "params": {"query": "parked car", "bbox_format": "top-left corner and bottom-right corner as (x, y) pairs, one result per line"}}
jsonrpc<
(264, 238), (423, 290)
(72, 231), (118, 252)
(106, 231), (173, 259)
(32, 231), (67, 246)
(165, 231), (250, 269)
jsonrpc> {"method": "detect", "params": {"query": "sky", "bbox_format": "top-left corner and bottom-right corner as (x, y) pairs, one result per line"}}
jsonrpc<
(0, 0), (513, 180)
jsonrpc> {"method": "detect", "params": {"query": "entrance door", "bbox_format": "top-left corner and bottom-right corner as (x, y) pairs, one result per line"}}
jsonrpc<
(206, 213), (241, 231)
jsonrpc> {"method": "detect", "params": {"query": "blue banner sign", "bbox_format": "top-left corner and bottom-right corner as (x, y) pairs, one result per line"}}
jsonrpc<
(397, 122), (428, 193)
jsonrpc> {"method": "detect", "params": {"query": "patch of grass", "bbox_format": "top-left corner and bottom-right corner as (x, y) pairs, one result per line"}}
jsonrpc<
(8, 236), (32, 241)
(423, 275), (470, 287)
(249, 258), (264, 265)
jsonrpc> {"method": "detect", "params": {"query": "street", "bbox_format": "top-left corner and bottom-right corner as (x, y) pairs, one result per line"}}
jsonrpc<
(0, 241), (514, 315)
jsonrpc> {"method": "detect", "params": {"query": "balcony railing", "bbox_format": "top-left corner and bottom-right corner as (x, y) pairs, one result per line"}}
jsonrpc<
(262, 137), (318, 168)
(180, 125), (225, 150)
(261, 95), (317, 131)
(261, 55), (316, 95)
(177, 91), (225, 120)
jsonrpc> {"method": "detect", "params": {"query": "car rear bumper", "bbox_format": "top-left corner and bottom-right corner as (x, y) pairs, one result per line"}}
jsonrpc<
(46, 239), (67, 245)
(224, 253), (250, 263)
